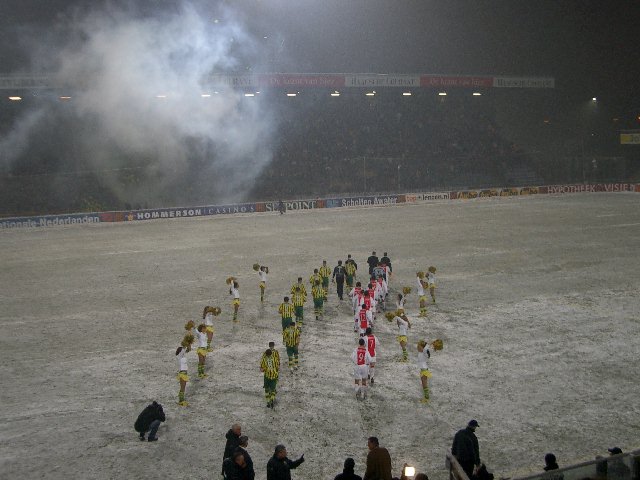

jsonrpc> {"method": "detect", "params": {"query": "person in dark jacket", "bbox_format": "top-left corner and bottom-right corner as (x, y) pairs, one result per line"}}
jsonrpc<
(380, 253), (392, 274)
(451, 420), (481, 479)
(266, 444), (304, 480)
(335, 457), (362, 480)
(223, 450), (252, 480)
(222, 424), (242, 474)
(363, 437), (392, 480)
(332, 261), (347, 300)
(133, 401), (165, 442)
(367, 252), (379, 276)
(236, 436), (255, 480)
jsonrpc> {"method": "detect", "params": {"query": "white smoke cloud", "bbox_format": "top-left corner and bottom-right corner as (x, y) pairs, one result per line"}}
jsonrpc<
(2, 1), (278, 206)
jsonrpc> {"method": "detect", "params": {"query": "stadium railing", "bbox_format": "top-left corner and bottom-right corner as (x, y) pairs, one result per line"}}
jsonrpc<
(507, 449), (639, 480)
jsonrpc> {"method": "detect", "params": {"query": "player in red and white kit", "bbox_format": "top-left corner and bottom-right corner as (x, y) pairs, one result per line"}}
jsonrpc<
(366, 285), (377, 316)
(349, 282), (364, 315)
(365, 327), (379, 385)
(351, 337), (372, 400)
(358, 304), (373, 337)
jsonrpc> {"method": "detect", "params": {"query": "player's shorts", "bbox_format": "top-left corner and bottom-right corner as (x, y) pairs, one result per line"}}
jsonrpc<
(286, 346), (299, 357)
(281, 317), (292, 330)
(428, 282), (436, 289)
(177, 371), (189, 382)
(294, 306), (304, 317)
(264, 376), (278, 390)
(197, 347), (208, 357)
(205, 326), (214, 334)
(359, 327), (367, 337)
(259, 281), (266, 289)
(420, 369), (432, 378)
(419, 295), (427, 303)
(369, 355), (376, 364)
(313, 298), (324, 308)
(232, 299), (240, 307)
(322, 278), (329, 288)
(354, 364), (369, 380)
(346, 275), (354, 286)
(397, 335), (408, 343)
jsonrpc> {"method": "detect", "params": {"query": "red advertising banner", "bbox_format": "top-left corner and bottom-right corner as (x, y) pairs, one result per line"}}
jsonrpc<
(344, 75), (420, 87)
(420, 75), (493, 88)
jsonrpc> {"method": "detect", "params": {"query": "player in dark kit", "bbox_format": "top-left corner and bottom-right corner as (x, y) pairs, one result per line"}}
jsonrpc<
(332, 260), (347, 300)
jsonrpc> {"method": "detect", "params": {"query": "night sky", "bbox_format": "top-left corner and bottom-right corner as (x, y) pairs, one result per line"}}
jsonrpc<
(1, 0), (639, 105)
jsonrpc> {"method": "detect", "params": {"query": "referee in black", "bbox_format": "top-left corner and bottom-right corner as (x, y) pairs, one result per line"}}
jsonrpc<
(332, 260), (347, 300)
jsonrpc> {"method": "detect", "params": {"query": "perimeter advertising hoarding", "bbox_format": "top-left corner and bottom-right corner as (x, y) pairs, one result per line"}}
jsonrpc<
(334, 195), (402, 207)
(256, 199), (324, 212)
(546, 183), (633, 194)
(404, 192), (452, 203)
(620, 132), (640, 145)
(450, 186), (541, 199)
(0, 213), (101, 229)
(122, 203), (257, 221)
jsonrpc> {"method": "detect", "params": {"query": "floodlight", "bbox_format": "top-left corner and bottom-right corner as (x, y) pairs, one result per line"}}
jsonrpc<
(286, 93), (297, 97)
(592, 97), (597, 102)
(438, 92), (447, 96)
(403, 465), (415, 477)
(330, 92), (340, 97)
(156, 95), (167, 98)
(472, 92), (482, 96)
(59, 96), (72, 100)
(365, 91), (375, 96)
(201, 94), (211, 98)
(402, 92), (412, 96)
(9, 96), (22, 101)
(244, 93), (255, 97)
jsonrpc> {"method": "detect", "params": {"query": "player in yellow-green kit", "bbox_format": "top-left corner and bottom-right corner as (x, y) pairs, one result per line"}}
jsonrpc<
(291, 286), (306, 327)
(319, 260), (331, 300)
(260, 341), (280, 408)
(309, 269), (322, 289)
(311, 280), (325, 320)
(282, 321), (301, 372)
(278, 297), (295, 331)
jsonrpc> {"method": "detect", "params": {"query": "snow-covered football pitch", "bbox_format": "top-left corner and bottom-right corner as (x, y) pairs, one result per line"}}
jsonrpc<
(1, 193), (639, 480)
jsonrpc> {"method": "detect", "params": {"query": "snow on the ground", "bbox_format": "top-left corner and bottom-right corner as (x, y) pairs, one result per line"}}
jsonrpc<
(0, 193), (639, 480)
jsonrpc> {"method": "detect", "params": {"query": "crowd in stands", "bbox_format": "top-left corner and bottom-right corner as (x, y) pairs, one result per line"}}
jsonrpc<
(3, 88), (635, 216)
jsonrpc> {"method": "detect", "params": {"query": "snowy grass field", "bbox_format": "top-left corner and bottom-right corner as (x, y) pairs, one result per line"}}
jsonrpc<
(1, 193), (639, 480)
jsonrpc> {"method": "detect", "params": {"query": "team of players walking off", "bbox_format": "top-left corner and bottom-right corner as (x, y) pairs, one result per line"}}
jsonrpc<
(172, 253), (440, 408)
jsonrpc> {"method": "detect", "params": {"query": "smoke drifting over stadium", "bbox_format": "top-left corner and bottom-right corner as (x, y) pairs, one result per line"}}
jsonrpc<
(1, 1), (276, 205)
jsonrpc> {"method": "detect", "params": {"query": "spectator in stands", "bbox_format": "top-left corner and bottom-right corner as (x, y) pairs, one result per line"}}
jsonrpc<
(267, 444), (305, 480)
(451, 420), (481, 479)
(363, 436), (392, 480)
(133, 400), (165, 442)
(334, 457), (362, 480)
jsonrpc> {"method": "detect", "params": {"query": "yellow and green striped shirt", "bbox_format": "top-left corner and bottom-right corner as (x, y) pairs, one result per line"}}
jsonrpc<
(291, 283), (307, 297)
(309, 273), (322, 286)
(260, 351), (280, 379)
(345, 263), (357, 276)
(319, 266), (331, 279)
(291, 291), (306, 307)
(311, 285), (324, 300)
(278, 302), (295, 319)
(282, 326), (301, 347)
